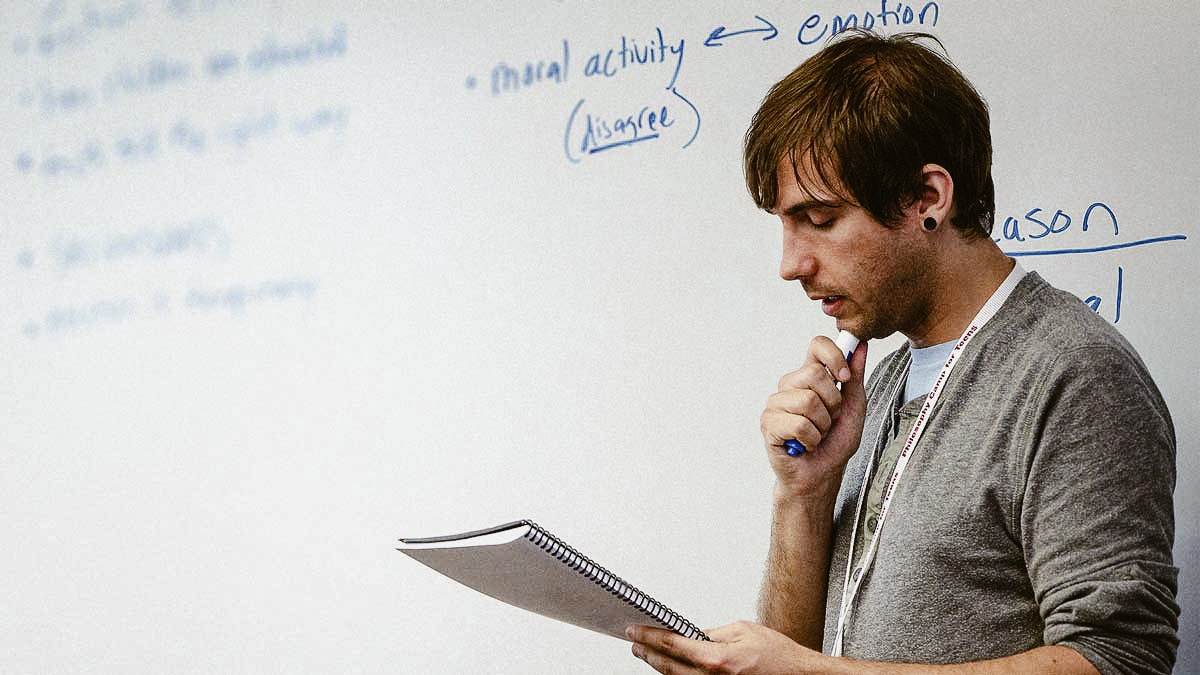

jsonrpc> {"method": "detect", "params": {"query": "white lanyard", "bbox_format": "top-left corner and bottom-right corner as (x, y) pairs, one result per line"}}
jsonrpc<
(831, 262), (1026, 657)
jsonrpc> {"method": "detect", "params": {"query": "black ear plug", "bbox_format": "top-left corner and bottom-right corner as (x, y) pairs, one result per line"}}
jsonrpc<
(923, 217), (938, 231)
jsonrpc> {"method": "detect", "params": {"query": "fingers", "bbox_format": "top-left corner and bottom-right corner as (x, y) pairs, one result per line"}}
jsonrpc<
(776, 361), (844, 413)
(802, 334), (856, 385)
(762, 335), (858, 453)
(627, 624), (711, 673)
(761, 384), (835, 451)
(629, 622), (790, 674)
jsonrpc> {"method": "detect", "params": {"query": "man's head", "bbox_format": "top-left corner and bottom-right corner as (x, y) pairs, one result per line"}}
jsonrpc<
(744, 30), (994, 238)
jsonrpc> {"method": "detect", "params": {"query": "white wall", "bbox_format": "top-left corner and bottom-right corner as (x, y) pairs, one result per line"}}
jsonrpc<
(2, 2), (1196, 672)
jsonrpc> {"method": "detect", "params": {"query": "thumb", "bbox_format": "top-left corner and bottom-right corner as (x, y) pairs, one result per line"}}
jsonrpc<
(841, 341), (868, 423)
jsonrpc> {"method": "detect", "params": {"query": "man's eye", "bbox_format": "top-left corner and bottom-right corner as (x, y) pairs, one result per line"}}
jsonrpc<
(807, 208), (837, 228)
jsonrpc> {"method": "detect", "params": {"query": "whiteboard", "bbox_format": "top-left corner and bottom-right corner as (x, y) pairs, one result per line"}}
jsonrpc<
(2, 2), (1196, 672)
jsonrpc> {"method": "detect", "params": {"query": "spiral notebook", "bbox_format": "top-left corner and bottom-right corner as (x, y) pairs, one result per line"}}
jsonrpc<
(397, 520), (708, 641)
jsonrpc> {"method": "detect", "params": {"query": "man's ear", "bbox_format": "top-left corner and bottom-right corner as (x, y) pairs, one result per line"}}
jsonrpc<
(916, 163), (954, 229)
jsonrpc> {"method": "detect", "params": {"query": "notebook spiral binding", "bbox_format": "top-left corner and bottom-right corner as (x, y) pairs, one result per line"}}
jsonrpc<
(522, 520), (710, 641)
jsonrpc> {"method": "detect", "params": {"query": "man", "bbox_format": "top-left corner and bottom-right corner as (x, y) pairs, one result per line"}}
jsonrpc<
(627, 30), (1178, 674)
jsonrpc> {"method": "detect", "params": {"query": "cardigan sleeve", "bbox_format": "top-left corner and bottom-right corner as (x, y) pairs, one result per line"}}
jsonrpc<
(1019, 342), (1179, 674)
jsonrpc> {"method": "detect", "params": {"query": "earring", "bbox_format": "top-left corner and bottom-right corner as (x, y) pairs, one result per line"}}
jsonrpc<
(923, 217), (938, 231)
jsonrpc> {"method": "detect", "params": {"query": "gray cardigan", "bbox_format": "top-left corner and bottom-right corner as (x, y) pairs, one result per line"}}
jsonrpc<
(822, 272), (1179, 674)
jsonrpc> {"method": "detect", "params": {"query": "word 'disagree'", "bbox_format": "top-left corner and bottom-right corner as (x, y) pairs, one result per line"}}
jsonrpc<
(562, 87), (699, 163)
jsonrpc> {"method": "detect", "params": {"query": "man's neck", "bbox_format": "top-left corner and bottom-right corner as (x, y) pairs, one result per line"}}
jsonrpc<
(905, 242), (1015, 349)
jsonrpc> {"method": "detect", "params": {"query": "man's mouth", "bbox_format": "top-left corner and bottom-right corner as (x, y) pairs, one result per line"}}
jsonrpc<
(819, 295), (845, 316)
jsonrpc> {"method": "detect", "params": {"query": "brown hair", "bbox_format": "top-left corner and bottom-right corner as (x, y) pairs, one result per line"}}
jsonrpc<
(744, 30), (995, 237)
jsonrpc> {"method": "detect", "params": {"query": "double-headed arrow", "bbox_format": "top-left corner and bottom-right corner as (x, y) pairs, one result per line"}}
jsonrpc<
(704, 15), (778, 47)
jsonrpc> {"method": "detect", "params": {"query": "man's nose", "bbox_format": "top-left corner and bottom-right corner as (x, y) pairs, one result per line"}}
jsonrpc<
(780, 231), (817, 281)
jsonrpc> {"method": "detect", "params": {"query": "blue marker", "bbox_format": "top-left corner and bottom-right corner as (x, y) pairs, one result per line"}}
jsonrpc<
(785, 330), (860, 457)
